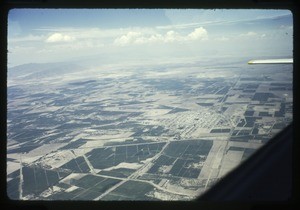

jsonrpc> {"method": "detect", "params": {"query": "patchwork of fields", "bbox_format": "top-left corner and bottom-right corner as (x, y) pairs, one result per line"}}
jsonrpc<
(7, 61), (293, 200)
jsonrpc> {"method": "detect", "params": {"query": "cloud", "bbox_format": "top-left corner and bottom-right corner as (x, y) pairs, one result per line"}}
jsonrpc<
(187, 27), (208, 40)
(46, 33), (75, 43)
(114, 27), (208, 46)
(239, 31), (257, 37)
(114, 31), (142, 46)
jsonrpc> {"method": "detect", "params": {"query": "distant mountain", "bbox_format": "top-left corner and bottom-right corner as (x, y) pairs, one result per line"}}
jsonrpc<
(8, 62), (85, 80)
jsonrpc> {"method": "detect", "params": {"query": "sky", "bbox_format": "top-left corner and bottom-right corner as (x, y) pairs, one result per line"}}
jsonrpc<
(7, 9), (293, 67)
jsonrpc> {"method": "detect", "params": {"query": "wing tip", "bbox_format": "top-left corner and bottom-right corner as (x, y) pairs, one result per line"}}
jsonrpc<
(247, 58), (293, 64)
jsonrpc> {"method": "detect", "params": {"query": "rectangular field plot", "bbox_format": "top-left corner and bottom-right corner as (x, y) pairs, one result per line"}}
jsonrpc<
(46, 187), (83, 200)
(131, 125), (168, 137)
(147, 140), (213, 178)
(7, 169), (20, 179)
(7, 144), (40, 154)
(163, 140), (213, 160)
(168, 159), (201, 178)
(60, 156), (90, 173)
(22, 166), (71, 196)
(148, 155), (176, 174)
(72, 189), (101, 200)
(74, 175), (121, 191)
(59, 139), (87, 150)
(101, 180), (158, 200)
(86, 148), (115, 169)
(7, 177), (20, 199)
(70, 174), (105, 188)
(86, 142), (166, 170)
(47, 175), (121, 200)
(210, 128), (231, 133)
(70, 175), (121, 198)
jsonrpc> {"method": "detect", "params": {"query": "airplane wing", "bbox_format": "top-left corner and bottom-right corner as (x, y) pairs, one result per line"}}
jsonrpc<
(248, 58), (293, 64)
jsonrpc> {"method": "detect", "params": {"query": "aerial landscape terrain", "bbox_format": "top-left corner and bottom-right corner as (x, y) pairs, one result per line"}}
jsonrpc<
(7, 58), (293, 200)
(7, 9), (293, 201)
